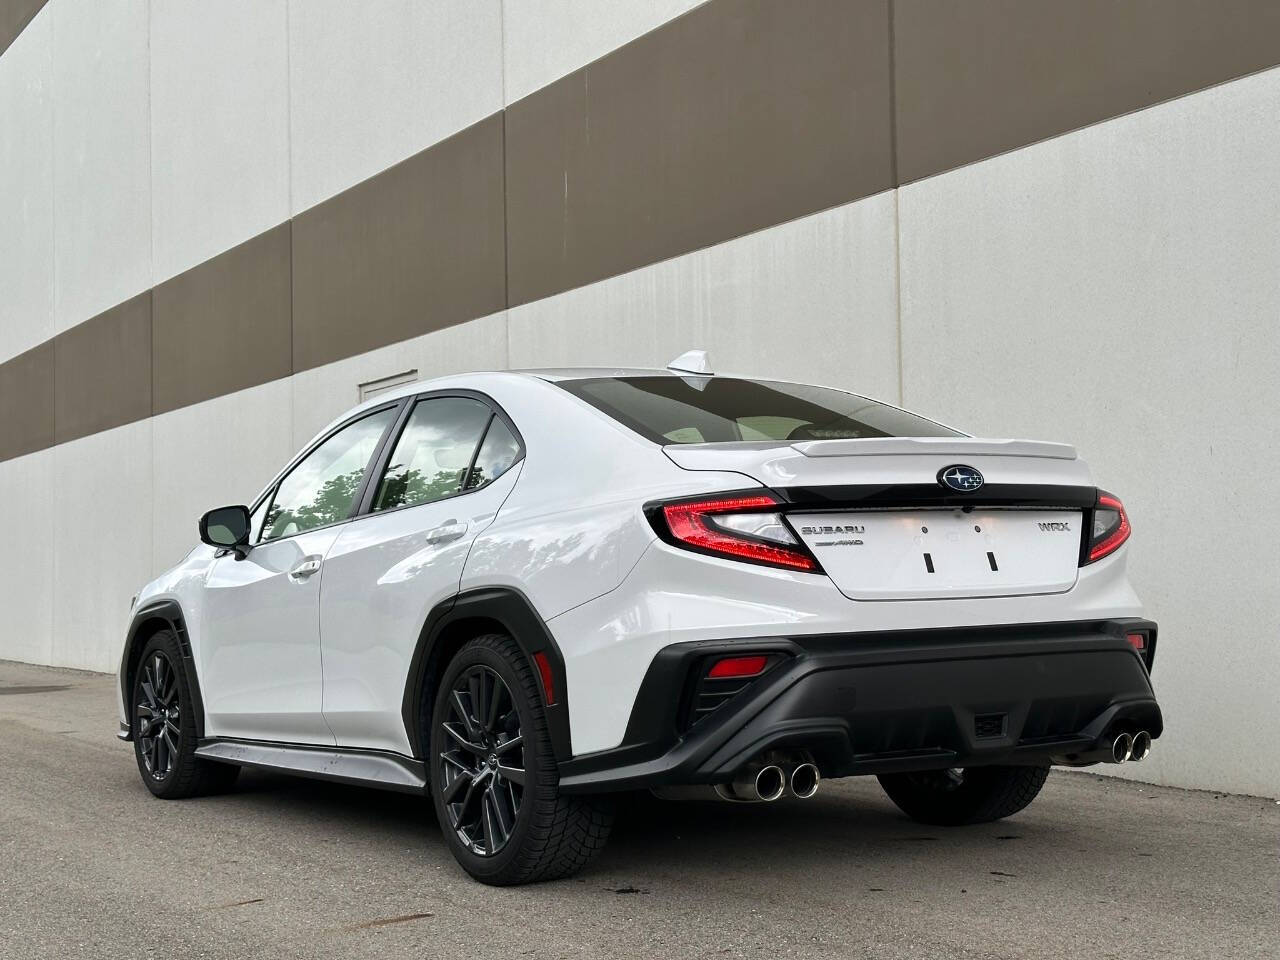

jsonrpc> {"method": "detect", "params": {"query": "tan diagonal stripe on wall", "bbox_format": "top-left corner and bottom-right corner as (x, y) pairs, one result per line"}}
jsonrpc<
(0, 0), (46, 59)
(3, 0), (1280, 462)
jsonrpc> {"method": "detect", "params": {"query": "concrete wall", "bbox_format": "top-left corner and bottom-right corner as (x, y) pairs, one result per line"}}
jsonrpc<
(1, 0), (1277, 797)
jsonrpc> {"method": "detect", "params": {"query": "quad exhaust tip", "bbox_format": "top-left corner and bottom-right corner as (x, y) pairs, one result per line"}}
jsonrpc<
(753, 764), (786, 802)
(790, 762), (820, 799)
(1111, 732), (1134, 763)
(1130, 730), (1152, 762)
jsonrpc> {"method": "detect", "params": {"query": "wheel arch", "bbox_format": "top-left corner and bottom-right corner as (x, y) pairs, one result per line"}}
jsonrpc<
(120, 600), (207, 741)
(402, 587), (571, 766)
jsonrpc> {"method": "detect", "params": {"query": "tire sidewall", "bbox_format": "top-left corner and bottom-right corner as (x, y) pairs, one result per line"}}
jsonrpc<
(428, 638), (548, 882)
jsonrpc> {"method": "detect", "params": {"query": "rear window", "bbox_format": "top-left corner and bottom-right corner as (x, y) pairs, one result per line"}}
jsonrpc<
(558, 376), (961, 444)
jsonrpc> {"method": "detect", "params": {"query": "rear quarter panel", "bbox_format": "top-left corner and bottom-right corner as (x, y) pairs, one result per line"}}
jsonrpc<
(460, 375), (760, 620)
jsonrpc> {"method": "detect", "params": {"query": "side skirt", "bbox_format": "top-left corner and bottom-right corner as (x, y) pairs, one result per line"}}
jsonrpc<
(195, 738), (427, 795)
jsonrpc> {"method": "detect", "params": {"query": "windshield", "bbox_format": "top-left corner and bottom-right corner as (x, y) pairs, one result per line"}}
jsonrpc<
(558, 376), (961, 444)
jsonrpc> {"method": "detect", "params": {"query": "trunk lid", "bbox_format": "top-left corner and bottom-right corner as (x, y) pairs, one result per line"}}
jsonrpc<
(664, 438), (1092, 601)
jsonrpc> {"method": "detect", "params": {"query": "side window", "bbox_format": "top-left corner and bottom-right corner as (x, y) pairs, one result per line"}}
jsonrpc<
(260, 407), (397, 542)
(464, 416), (521, 490)
(248, 498), (267, 542)
(373, 397), (492, 512)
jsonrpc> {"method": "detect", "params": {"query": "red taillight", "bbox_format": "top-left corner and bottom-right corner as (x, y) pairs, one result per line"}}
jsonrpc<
(707, 654), (770, 679)
(657, 493), (818, 572)
(1126, 632), (1146, 651)
(533, 651), (556, 705)
(1086, 491), (1131, 564)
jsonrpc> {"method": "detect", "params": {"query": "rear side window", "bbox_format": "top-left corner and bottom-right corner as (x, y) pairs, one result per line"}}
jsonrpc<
(372, 397), (492, 512)
(558, 376), (960, 444)
(261, 407), (398, 542)
(464, 417), (521, 490)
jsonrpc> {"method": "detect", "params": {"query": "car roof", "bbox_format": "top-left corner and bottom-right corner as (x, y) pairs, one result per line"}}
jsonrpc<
(318, 368), (686, 434)
(508, 367), (678, 382)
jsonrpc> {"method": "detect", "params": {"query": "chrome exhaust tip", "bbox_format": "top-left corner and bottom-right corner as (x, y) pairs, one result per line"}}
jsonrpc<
(789, 762), (820, 799)
(754, 764), (786, 802)
(714, 762), (787, 802)
(1111, 732), (1134, 763)
(1130, 730), (1152, 762)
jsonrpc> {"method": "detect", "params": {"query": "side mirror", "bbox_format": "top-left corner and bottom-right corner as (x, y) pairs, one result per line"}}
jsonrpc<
(199, 505), (252, 558)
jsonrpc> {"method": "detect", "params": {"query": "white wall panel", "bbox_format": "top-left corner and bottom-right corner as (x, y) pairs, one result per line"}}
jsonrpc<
(149, 0), (289, 283)
(288, 0), (503, 214)
(51, 0), (150, 333)
(501, 0), (705, 103)
(290, 311), (509, 450)
(0, 449), (54, 665)
(0, 5), (53, 364)
(899, 68), (1280, 797)
(50, 419), (152, 673)
(150, 379), (294, 574)
(508, 193), (901, 404)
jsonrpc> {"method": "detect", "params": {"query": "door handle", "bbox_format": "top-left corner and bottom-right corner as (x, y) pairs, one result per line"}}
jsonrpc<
(289, 558), (322, 581)
(426, 520), (468, 544)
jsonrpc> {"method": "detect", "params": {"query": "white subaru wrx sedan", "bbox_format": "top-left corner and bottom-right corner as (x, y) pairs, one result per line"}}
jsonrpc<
(118, 353), (1161, 885)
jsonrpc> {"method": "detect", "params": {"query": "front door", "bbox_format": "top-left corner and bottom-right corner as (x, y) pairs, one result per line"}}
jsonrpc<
(200, 405), (400, 744)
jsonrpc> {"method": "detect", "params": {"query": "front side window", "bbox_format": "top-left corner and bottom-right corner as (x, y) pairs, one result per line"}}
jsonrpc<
(373, 397), (493, 512)
(260, 407), (397, 542)
(558, 376), (961, 444)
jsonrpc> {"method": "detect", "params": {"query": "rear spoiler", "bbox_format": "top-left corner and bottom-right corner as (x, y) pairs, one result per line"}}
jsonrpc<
(789, 438), (1078, 460)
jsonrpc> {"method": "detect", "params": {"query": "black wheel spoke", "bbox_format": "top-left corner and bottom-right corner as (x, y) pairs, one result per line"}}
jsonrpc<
(485, 675), (504, 731)
(493, 734), (522, 756)
(441, 722), (484, 755)
(153, 657), (166, 703)
(441, 752), (471, 777)
(451, 690), (479, 740)
(468, 674), (485, 731)
(475, 673), (490, 733)
(457, 775), (486, 826)
(495, 763), (525, 787)
(441, 770), (472, 805)
(486, 783), (512, 844)
(480, 791), (500, 852)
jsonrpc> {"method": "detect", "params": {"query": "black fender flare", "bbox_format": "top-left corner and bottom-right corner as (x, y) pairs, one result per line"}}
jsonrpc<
(402, 587), (572, 765)
(119, 599), (206, 741)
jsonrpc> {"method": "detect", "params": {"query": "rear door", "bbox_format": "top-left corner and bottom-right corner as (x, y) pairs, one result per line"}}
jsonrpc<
(319, 394), (524, 754)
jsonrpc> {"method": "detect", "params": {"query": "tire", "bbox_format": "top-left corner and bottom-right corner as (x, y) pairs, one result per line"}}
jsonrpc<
(131, 631), (240, 799)
(429, 633), (612, 885)
(877, 764), (1049, 826)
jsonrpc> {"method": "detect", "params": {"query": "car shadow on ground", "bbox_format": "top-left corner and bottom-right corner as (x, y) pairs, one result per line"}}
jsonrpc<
(222, 769), (1067, 882)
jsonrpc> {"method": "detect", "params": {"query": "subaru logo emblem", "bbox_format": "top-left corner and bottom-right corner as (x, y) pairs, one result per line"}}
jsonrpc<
(938, 464), (984, 492)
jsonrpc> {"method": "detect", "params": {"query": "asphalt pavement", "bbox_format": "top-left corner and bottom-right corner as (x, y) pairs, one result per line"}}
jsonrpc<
(1, 659), (1276, 960)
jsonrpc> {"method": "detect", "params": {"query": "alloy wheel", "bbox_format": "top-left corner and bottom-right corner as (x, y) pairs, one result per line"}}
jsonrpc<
(438, 665), (526, 856)
(137, 652), (181, 780)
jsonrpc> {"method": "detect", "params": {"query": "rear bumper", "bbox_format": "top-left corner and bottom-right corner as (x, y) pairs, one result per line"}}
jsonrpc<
(557, 618), (1160, 793)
